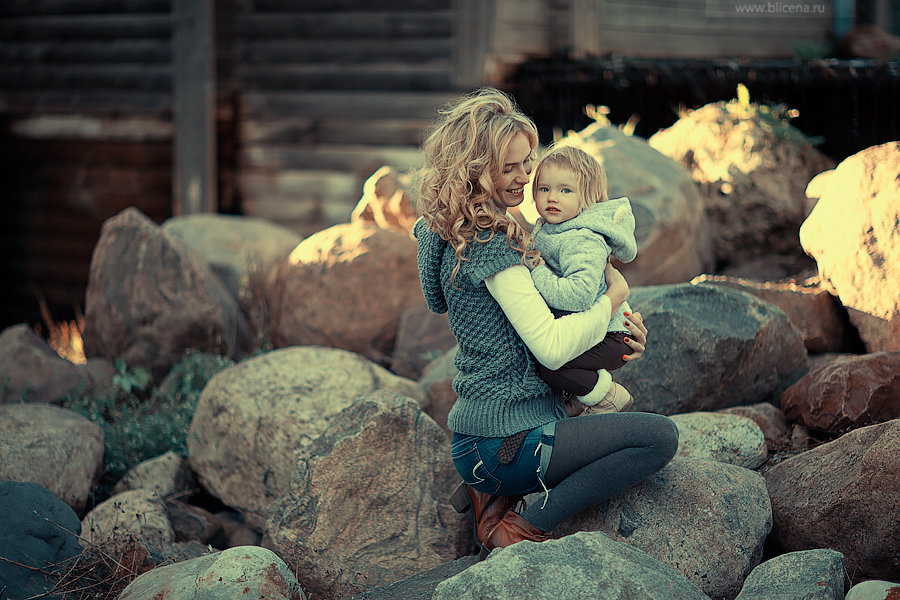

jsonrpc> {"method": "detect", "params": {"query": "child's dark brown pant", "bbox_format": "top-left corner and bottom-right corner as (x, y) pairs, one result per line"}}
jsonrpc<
(536, 331), (632, 396)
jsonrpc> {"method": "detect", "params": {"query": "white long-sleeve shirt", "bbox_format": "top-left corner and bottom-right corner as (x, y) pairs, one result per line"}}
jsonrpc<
(484, 265), (614, 371)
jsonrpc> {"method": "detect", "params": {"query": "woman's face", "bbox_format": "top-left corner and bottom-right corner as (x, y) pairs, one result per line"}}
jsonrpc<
(492, 132), (534, 209)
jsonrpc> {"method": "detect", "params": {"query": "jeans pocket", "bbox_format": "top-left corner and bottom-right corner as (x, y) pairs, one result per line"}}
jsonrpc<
(451, 438), (502, 495)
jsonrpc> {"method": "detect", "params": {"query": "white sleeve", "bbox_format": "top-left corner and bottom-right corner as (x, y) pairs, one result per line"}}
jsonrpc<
(484, 265), (613, 370)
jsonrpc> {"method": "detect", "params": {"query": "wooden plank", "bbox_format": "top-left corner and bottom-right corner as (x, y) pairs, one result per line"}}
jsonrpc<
(598, 29), (822, 58)
(239, 90), (456, 120)
(0, 0), (171, 16)
(172, 0), (216, 215)
(232, 11), (452, 39)
(0, 40), (171, 63)
(11, 115), (172, 142)
(240, 117), (430, 146)
(600, 2), (832, 33)
(14, 166), (170, 198)
(251, 0), (451, 11)
(239, 143), (424, 175)
(234, 38), (454, 64)
(234, 62), (454, 92)
(0, 14), (172, 41)
(0, 64), (170, 91)
(0, 90), (171, 115)
(10, 139), (171, 167)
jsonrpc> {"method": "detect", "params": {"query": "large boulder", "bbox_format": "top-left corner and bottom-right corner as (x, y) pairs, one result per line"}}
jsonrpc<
(112, 450), (193, 497)
(350, 165), (419, 234)
(118, 545), (305, 600)
(764, 419), (900, 580)
(693, 274), (850, 354)
(390, 303), (456, 381)
(0, 323), (96, 404)
(268, 222), (423, 361)
(799, 142), (900, 352)
(0, 403), (103, 513)
(263, 391), (467, 600)
(81, 489), (174, 552)
(618, 282), (808, 414)
(549, 457), (771, 600)
(188, 346), (423, 528)
(537, 121), (714, 286)
(433, 531), (711, 600)
(162, 212), (302, 298)
(781, 351), (900, 433)
(649, 93), (835, 267)
(720, 402), (793, 453)
(0, 481), (83, 600)
(82, 207), (253, 380)
(417, 345), (459, 434)
(734, 549), (845, 600)
(670, 412), (768, 469)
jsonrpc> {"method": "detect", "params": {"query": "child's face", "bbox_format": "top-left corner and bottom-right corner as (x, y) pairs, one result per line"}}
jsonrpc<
(534, 164), (583, 224)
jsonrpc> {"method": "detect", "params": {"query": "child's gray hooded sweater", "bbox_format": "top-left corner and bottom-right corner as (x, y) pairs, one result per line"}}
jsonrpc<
(531, 196), (637, 334)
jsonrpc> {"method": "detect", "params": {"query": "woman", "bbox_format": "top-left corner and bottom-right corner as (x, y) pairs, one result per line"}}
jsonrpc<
(414, 87), (678, 556)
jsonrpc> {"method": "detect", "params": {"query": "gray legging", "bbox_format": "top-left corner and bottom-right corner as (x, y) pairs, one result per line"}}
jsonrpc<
(521, 412), (679, 532)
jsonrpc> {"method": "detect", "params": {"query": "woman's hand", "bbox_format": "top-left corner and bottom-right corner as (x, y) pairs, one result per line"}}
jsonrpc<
(603, 263), (630, 313)
(622, 311), (648, 362)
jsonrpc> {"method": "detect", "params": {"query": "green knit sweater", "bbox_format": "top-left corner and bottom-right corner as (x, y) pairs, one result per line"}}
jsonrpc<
(414, 218), (566, 437)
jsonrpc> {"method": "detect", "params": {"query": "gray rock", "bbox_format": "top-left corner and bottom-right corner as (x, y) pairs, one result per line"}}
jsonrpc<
(118, 545), (306, 600)
(735, 549), (844, 600)
(0, 481), (82, 600)
(112, 450), (192, 497)
(187, 346), (423, 528)
(618, 282), (808, 414)
(845, 580), (900, 600)
(162, 212), (302, 298)
(670, 412), (768, 469)
(550, 457), (771, 600)
(720, 402), (792, 453)
(765, 419), (900, 581)
(262, 390), (467, 600)
(432, 531), (711, 600)
(0, 323), (90, 404)
(0, 403), (103, 513)
(80, 489), (173, 552)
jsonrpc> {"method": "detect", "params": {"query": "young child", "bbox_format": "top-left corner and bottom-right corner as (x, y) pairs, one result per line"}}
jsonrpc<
(530, 144), (638, 415)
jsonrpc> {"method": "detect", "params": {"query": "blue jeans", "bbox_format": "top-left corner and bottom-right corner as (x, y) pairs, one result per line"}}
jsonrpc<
(450, 422), (556, 497)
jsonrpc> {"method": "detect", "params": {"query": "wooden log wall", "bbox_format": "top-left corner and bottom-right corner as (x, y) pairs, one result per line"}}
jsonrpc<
(0, 1), (174, 330)
(226, 0), (461, 236)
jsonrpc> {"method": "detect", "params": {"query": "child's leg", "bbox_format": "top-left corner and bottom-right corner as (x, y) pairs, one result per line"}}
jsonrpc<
(563, 332), (633, 372)
(535, 362), (599, 397)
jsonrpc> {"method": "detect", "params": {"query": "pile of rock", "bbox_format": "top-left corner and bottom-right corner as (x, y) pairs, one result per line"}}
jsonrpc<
(0, 127), (897, 599)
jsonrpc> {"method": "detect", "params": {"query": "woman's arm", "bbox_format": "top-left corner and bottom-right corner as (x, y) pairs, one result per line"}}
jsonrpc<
(485, 265), (625, 370)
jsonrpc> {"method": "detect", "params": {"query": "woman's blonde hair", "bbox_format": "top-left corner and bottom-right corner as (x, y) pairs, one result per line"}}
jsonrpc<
(418, 87), (541, 283)
(533, 144), (608, 213)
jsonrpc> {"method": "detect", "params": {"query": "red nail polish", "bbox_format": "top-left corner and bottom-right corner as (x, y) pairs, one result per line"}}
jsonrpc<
(624, 321), (630, 327)
(624, 311), (630, 317)
(624, 338), (630, 344)
(622, 355), (628, 361)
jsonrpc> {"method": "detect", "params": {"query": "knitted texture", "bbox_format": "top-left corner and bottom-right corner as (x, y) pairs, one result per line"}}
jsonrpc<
(532, 197), (636, 333)
(414, 218), (566, 437)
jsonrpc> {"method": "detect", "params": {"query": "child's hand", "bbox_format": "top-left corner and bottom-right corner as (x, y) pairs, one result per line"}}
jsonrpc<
(622, 311), (648, 361)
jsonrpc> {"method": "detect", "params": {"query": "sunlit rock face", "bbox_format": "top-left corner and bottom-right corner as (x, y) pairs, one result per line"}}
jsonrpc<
(648, 97), (835, 268)
(800, 142), (900, 353)
(527, 121), (714, 286)
(269, 221), (422, 360)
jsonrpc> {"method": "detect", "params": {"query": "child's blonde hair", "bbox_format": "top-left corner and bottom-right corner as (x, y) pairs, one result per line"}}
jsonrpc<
(533, 145), (608, 213)
(418, 87), (541, 283)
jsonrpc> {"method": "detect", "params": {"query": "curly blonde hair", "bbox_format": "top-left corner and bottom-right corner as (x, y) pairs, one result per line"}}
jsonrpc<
(533, 144), (609, 213)
(418, 87), (541, 283)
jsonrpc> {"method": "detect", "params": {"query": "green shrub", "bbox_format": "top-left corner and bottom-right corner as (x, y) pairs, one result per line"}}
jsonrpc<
(65, 351), (233, 490)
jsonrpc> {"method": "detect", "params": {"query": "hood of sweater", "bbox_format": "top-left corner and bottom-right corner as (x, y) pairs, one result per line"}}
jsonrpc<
(535, 196), (637, 262)
(414, 217), (449, 313)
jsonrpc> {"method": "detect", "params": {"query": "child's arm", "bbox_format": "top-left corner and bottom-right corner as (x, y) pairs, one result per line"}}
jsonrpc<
(486, 264), (625, 370)
(531, 231), (611, 312)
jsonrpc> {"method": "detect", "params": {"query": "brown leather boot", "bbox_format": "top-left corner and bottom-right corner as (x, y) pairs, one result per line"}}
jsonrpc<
(480, 510), (551, 558)
(451, 483), (525, 547)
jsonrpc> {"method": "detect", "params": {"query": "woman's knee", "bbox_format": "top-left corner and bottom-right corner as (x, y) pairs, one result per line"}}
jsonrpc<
(646, 414), (679, 465)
